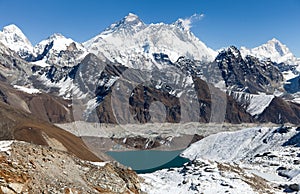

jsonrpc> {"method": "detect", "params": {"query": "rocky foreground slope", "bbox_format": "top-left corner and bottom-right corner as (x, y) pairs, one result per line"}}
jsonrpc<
(0, 141), (141, 193)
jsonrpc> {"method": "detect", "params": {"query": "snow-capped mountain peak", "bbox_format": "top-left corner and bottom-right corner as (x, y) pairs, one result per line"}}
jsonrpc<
(228, 46), (242, 58)
(265, 38), (289, 56)
(2, 24), (23, 34)
(101, 13), (146, 36)
(240, 38), (299, 66)
(36, 33), (77, 52)
(124, 13), (140, 22)
(269, 37), (282, 44)
(0, 24), (34, 58)
(84, 13), (217, 68)
(117, 12), (144, 27)
(240, 38), (300, 80)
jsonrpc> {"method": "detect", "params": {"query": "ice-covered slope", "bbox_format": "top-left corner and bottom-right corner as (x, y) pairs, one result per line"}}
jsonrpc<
(84, 13), (217, 69)
(141, 126), (300, 193)
(229, 91), (275, 116)
(0, 24), (88, 67)
(32, 33), (88, 67)
(182, 126), (297, 161)
(182, 126), (300, 187)
(0, 24), (34, 58)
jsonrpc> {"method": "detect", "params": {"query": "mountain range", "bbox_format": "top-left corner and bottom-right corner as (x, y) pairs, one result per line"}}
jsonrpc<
(1, 12), (300, 194)
(0, 13), (300, 125)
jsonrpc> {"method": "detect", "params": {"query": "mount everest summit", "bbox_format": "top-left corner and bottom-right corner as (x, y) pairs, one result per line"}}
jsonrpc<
(83, 13), (217, 69)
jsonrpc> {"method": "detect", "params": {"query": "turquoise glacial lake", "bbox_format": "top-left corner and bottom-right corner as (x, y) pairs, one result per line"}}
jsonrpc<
(106, 149), (189, 173)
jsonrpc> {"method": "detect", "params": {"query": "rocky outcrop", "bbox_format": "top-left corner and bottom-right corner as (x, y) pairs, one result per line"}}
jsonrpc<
(0, 141), (141, 193)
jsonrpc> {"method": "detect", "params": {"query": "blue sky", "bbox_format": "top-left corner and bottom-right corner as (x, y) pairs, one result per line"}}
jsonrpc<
(0, 0), (299, 56)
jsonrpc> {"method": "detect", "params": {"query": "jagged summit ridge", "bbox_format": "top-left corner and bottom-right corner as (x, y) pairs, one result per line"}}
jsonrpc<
(215, 45), (283, 93)
(48, 33), (67, 40)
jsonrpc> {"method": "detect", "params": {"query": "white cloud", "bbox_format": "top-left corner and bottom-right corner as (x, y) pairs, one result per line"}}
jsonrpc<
(180, 13), (205, 30)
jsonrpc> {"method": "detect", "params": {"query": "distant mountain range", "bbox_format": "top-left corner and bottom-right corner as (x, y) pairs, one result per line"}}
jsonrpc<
(1, 14), (299, 71)
(0, 13), (300, 125)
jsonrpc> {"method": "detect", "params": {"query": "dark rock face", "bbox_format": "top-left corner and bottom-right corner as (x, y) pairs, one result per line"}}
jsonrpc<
(288, 184), (300, 192)
(30, 64), (79, 97)
(214, 46), (283, 93)
(92, 64), (254, 124)
(25, 94), (73, 123)
(273, 60), (299, 75)
(128, 84), (181, 123)
(0, 89), (7, 103)
(71, 53), (293, 124)
(258, 97), (300, 124)
(55, 51), (246, 124)
(153, 53), (173, 66)
(32, 40), (54, 61)
(192, 78), (254, 123)
(31, 64), (76, 83)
